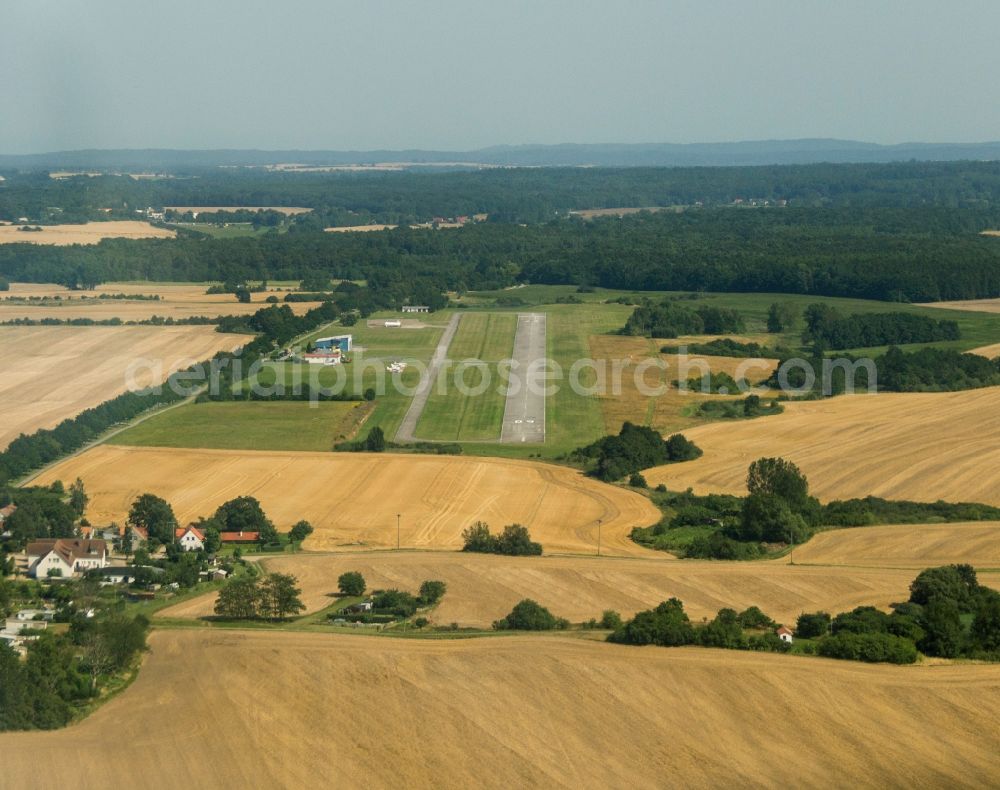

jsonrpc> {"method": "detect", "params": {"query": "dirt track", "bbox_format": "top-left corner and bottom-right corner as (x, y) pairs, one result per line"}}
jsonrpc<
(2, 629), (998, 789)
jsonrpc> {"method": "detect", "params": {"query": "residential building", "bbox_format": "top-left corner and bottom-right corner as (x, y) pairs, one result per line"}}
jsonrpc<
(26, 539), (108, 578)
(175, 526), (206, 552)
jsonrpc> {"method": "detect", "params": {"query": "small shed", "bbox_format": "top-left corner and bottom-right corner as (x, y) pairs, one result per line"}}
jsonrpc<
(776, 625), (794, 644)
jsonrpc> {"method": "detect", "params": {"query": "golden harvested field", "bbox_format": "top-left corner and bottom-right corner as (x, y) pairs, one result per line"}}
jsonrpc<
(644, 386), (1000, 505)
(0, 220), (175, 245)
(793, 521), (1000, 568)
(159, 550), (996, 627)
(970, 342), (1000, 358)
(3, 629), (999, 789)
(589, 334), (779, 435)
(34, 447), (660, 556)
(324, 223), (397, 232)
(164, 205), (312, 215)
(921, 297), (1000, 313)
(570, 206), (675, 218)
(0, 325), (242, 450)
(0, 282), (321, 320)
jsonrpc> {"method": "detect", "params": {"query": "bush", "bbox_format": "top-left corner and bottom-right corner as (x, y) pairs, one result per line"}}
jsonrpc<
(628, 472), (648, 488)
(817, 632), (918, 664)
(600, 610), (623, 630)
(737, 606), (776, 629)
(493, 599), (565, 631)
(337, 571), (366, 597)
(371, 589), (419, 617)
(418, 580), (447, 605)
(795, 611), (831, 638)
(608, 598), (695, 646)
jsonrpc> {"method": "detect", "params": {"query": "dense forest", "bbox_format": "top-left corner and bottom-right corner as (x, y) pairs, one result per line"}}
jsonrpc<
(7, 160), (1000, 224)
(2, 206), (1000, 301)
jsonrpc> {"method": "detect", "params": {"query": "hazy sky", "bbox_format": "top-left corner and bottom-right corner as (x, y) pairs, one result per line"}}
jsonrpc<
(2, 0), (998, 153)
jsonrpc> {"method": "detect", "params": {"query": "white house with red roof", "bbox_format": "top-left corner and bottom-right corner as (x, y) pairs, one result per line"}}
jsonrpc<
(175, 525), (206, 552)
(776, 625), (794, 644)
(26, 539), (108, 578)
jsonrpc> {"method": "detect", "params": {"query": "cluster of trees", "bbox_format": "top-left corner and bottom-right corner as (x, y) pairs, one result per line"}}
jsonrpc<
(461, 522), (542, 556)
(768, 345), (1000, 395)
(213, 572), (305, 620)
(795, 565), (1000, 663)
(492, 599), (569, 631)
(660, 338), (786, 358)
(623, 301), (744, 338)
(333, 572), (446, 623)
(695, 394), (784, 420)
(0, 484), (79, 547)
(572, 422), (701, 482)
(0, 613), (148, 731)
(803, 303), (960, 349)
(607, 599), (790, 653)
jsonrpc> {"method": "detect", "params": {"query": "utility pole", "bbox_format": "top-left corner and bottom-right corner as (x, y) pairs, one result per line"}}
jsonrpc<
(597, 518), (602, 557)
(397, 513), (401, 550)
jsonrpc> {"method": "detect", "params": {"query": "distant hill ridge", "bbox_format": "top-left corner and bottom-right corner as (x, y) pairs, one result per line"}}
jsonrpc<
(3, 139), (1000, 170)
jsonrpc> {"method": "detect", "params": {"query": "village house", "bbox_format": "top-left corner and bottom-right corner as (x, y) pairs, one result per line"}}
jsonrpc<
(26, 539), (108, 578)
(176, 525), (206, 552)
(776, 625), (794, 644)
(0, 503), (17, 524)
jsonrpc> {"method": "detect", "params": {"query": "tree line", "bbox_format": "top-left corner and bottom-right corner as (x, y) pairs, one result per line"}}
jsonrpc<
(802, 303), (961, 349)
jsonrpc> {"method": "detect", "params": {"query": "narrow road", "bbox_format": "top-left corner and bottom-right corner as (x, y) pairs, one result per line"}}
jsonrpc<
(394, 313), (462, 442)
(500, 312), (547, 444)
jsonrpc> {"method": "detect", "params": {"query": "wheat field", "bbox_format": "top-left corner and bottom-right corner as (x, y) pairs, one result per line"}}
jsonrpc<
(643, 387), (1000, 505)
(1, 629), (998, 789)
(33, 446), (661, 556)
(0, 325), (243, 450)
(0, 221), (175, 245)
(158, 550), (1000, 627)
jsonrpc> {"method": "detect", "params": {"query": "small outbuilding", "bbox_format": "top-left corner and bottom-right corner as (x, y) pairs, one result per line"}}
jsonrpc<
(776, 625), (794, 644)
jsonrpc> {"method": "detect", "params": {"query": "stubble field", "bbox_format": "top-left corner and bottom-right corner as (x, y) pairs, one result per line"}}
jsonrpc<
(0, 325), (243, 450)
(0, 221), (175, 245)
(643, 386), (1000, 505)
(33, 446), (660, 555)
(2, 629), (998, 789)
(158, 549), (1000, 627)
(0, 282), (322, 321)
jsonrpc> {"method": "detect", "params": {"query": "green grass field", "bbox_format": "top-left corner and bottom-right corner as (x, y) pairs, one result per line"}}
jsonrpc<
(415, 312), (518, 441)
(108, 400), (366, 452)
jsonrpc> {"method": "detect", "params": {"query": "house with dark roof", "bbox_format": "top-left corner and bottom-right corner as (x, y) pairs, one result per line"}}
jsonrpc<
(26, 539), (108, 578)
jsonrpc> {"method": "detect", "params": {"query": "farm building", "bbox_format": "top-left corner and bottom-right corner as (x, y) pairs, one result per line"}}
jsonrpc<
(303, 349), (341, 365)
(314, 334), (353, 353)
(384, 319), (402, 327)
(0, 504), (17, 524)
(401, 305), (429, 313)
(776, 626), (794, 644)
(220, 530), (259, 544)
